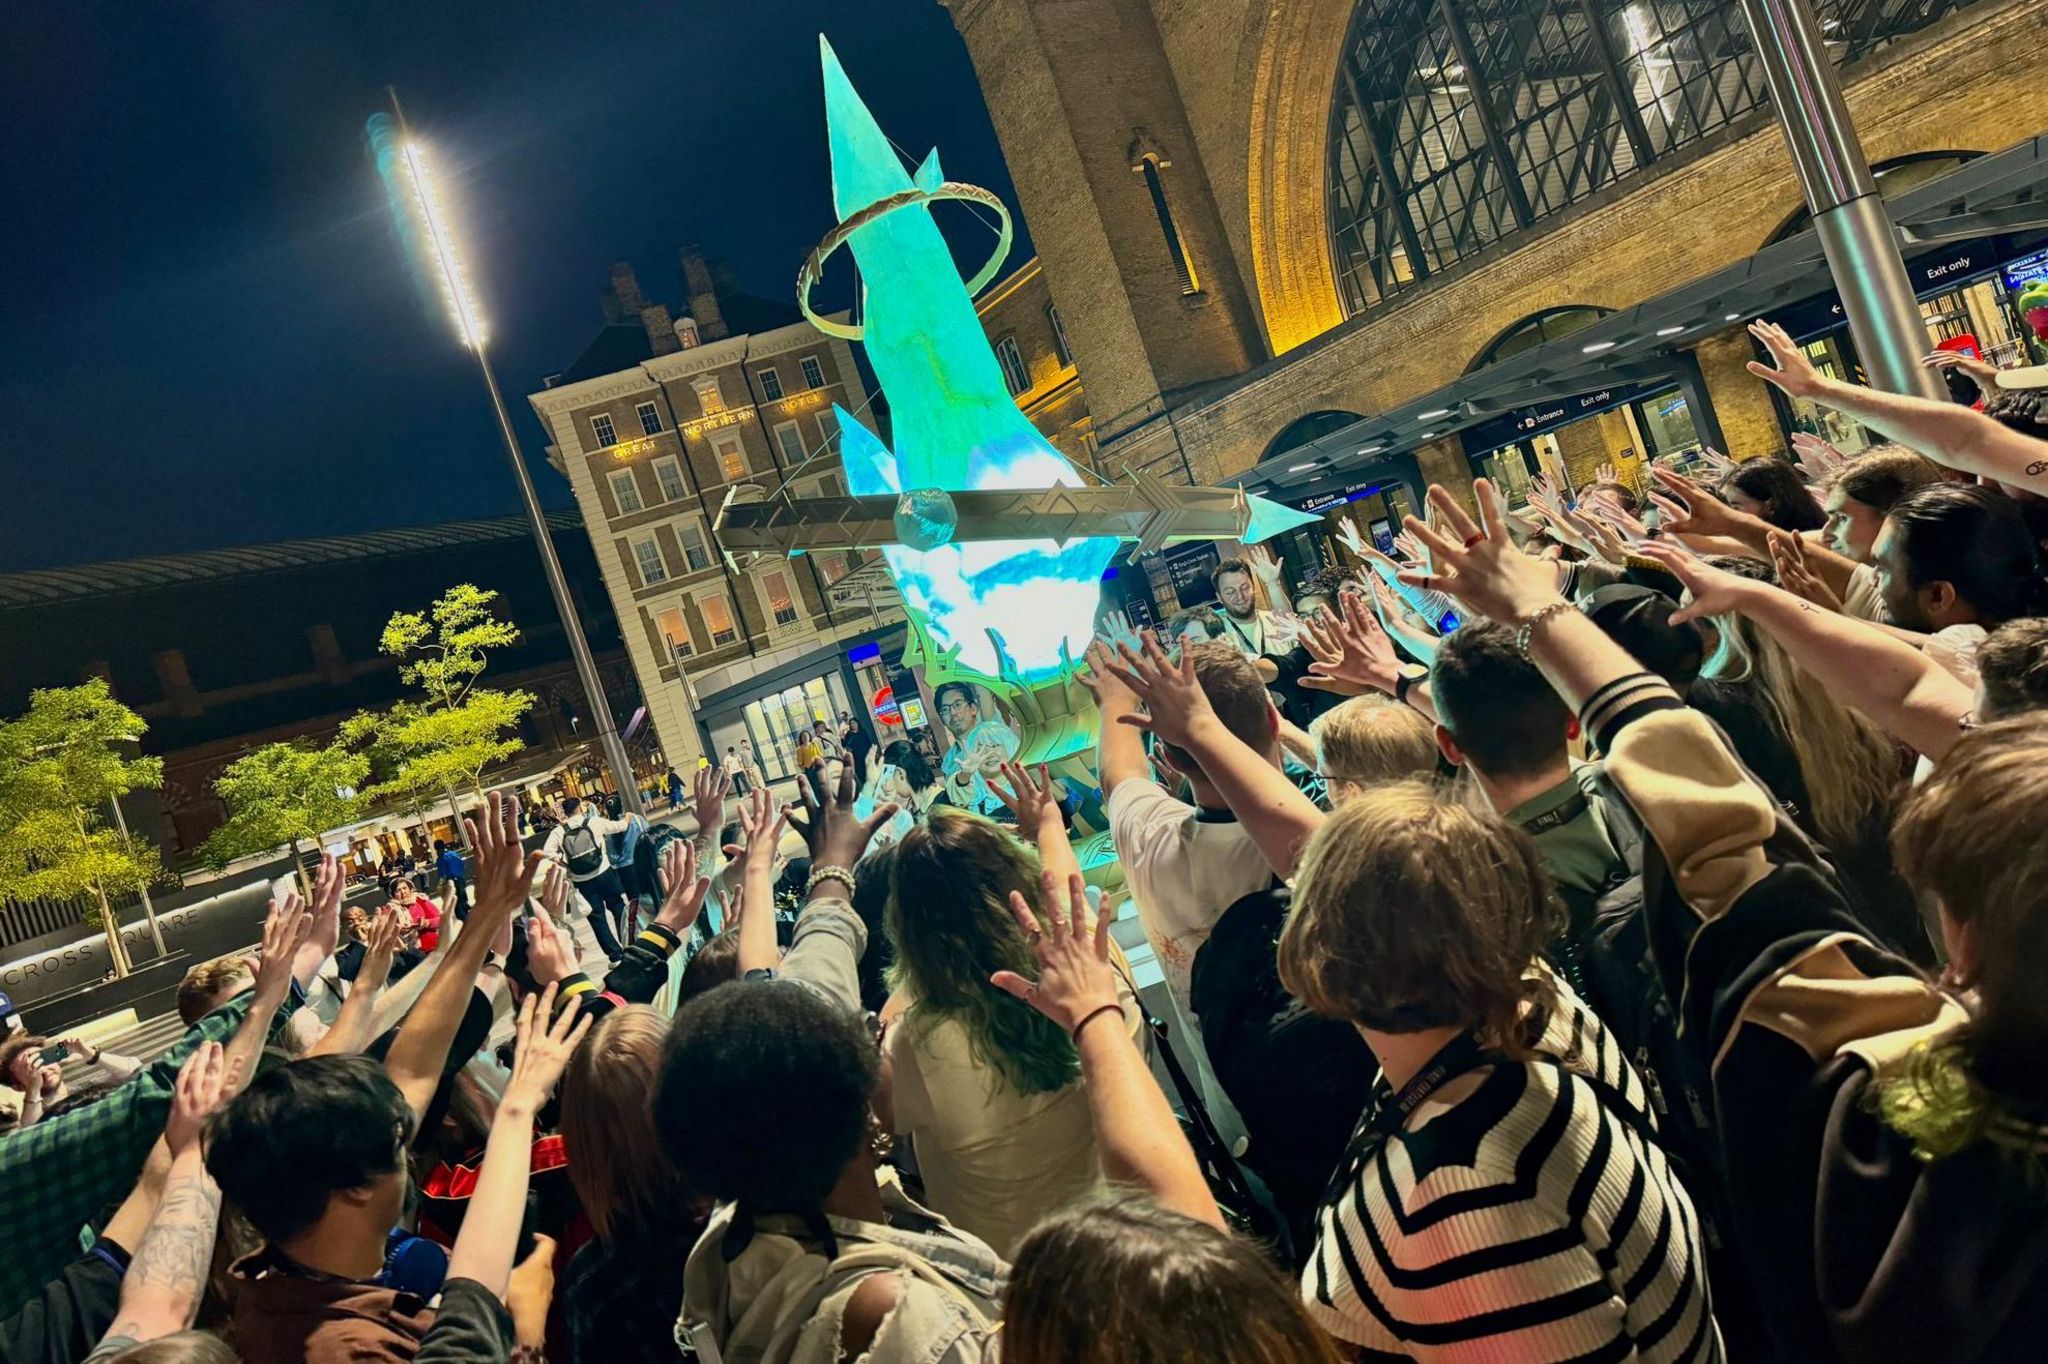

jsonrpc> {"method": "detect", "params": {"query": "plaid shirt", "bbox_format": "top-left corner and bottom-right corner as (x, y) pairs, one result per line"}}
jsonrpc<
(0, 991), (287, 1315)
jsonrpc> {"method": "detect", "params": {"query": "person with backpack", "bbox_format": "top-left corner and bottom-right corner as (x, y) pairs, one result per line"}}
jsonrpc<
(541, 795), (636, 961)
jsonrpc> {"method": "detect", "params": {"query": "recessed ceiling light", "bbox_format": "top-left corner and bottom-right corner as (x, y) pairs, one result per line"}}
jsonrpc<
(1289, 461), (1320, 473)
(1419, 430), (1440, 439)
(1581, 340), (1616, 354)
(1358, 443), (1385, 455)
(1417, 408), (1453, 420)
(1724, 312), (1742, 321)
(1656, 325), (1685, 337)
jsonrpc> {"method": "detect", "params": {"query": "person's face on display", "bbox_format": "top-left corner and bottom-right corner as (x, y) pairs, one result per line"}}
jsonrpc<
(1216, 570), (1257, 619)
(939, 690), (980, 738)
(1824, 485), (1885, 562)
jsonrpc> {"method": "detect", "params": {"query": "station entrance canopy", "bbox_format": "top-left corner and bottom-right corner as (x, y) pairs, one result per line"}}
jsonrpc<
(1245, 134), (2048, 506)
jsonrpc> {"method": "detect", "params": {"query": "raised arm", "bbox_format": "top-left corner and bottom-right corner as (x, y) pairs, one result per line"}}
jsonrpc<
(993, 870), (1222, 1229)
(1636, 540), (1974, 762)
(385, 792), (540, 1124)
(1108, 632), (1325, 879)
(95, 1044), (232, 1352)
(221, 893), (315, 1091)
(991, 761), (1081, 885)
(306, 907), (402, 1059)
(1081, 640), (1153, 798)
(442, 984), (589, 1297)
(1298, 589), (1440, 724)
(1748, 319), (2048, 495)
(730, 786), (789, 978)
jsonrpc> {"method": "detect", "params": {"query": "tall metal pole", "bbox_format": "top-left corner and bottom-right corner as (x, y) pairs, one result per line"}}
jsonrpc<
(388, 90), (643, 815)
(1735, 0), (1945, 400)
(469, 345), (645, 816)
(106, 793), (168, 958)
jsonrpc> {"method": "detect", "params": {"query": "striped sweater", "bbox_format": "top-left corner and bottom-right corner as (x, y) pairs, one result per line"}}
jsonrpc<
(1302, 978), (1720, 1362)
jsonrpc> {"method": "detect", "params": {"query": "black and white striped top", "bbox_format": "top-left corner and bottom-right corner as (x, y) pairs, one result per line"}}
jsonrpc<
(1302, 976), (1720, 1362)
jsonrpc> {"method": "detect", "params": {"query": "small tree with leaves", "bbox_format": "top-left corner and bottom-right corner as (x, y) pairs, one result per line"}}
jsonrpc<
(0, 681), (165, 978)
(199, 740), (367, 896)
(378, 584), (533, 825)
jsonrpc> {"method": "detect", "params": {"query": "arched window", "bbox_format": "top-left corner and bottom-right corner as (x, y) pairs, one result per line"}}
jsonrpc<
(1466, 305), (1612, 373)
(1765, 151), (1982, 245)
(1261, 410), (1367, 466)
(1328, 0), (1988, 318)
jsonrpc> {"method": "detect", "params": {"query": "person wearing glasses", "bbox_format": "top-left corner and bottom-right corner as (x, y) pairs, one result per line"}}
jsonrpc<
(933, 682), (1019, 817)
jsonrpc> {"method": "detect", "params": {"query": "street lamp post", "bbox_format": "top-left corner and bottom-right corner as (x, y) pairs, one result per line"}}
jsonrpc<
(1735, 0), (1946, 401)
(384, 91), (643, 815)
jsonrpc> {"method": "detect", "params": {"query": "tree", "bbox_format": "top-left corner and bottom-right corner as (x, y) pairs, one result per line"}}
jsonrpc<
(378, 584), (533, 824)
(198, 740), (368, 896)
(0, 681), (165, 978)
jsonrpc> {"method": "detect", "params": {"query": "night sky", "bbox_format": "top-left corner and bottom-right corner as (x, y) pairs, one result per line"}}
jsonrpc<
(0, 2), (1025, 573)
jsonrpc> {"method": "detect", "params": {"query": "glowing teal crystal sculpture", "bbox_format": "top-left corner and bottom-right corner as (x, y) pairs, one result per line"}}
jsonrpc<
(820, 39), (1120, 685)
(893, 488), (959, 552)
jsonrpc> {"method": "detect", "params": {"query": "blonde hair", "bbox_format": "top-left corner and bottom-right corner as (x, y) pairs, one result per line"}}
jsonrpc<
(561, 1006), (690, 1241)
(1704, 589), (1902, 849)
(1311, 696), (1438, 799)
(1277, 782), (1557, 1054)
(177, 957), (253, 1027)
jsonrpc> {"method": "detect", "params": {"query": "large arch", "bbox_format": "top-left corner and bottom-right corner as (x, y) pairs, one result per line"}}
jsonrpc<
(1243, 0), (1358, 357)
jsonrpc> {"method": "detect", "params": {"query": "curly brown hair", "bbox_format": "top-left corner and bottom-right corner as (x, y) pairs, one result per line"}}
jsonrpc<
(1277, 781), (1558, 1054)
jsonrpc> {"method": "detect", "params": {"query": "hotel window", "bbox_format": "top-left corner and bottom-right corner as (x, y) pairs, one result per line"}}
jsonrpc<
(608, 469), (643, 515)
(691, 374), (726, 414)
(763, 569), (801, 627)
(589, 412), (618, 448)
(702, 591), (739, 647)
(711, 431), (747, 482)
(773, 420), (807, 464)
(1047, 304), (1073, 367)
(995, 335), (1029, 397)
(757, 367), (785, 401)
(800, 354), (827, 390)
(631, 536), (668, 586)
(821, 552), (853, 585)
(656, 605), (694, 659)
(653, 456), (687, 502)
(635, 401), (663, 436)
(680, 522), (713, 572)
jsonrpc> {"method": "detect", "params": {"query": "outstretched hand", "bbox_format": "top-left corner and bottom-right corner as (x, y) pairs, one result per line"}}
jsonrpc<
(358, 907), (404, 993)
(1079, 639), (1138, 711)
(1648, 465), (1742, 539)
(654, 838), (712, 935)
(522, 908), (575, 986)
(502, 984), (590, 1118)
(1746, 320), (1826, 399)
(254, 891), (316, 1004)
(1767, 529), (1843, 614)
(1297, 588), (1398, 695)
(991, 761), (1063, 833)
(692, 765), (731, 839)
(990, 870), (1122, 1035)
(1394, 481), (1565, 625)
(1104, 630), (1216, 749)
(785, 759), (897, 874)
(1790, 432), (1847, 484)
(162, 1041), (231, 1158)
(463, 792), (544, 927)
(1634, 540), (1767, 624)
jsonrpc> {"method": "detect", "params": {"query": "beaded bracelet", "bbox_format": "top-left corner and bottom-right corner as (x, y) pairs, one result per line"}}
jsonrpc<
(805, 863), (858, 897)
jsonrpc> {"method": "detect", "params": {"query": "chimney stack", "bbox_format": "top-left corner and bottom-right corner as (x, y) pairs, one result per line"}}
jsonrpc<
(680, 245), (728, 341)
(641, 303), (680, 355)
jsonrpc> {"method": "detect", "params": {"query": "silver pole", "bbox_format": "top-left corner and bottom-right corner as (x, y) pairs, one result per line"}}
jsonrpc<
(470, 344), (645, 817)
(1736, 0), (1945, 400)
(388, 89), (642, 816)
(107, 794), (168, 957)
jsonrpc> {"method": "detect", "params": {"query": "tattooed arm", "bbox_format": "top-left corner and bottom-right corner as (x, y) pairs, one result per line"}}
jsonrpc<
(95, 1044), (230, 1350)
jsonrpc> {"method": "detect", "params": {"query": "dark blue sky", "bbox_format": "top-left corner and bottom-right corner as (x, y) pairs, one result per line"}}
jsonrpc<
(0, 2), (1024, 572)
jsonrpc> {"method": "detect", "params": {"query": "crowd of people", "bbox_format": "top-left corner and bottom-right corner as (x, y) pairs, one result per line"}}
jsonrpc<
(3, 325), (2048, 1363)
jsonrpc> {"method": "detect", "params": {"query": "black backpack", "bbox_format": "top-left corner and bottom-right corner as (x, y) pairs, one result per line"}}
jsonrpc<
(561, 820), (606, 877)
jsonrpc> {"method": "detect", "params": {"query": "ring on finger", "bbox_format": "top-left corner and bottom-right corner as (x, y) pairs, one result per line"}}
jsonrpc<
(1463, 533), (1485, 549)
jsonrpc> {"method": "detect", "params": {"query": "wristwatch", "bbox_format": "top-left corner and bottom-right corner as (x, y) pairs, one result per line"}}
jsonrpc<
(1393, 663), (1429, 707)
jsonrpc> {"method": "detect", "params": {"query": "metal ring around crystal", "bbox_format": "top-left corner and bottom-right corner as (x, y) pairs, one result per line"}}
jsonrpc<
(797, 182), (1014, 340)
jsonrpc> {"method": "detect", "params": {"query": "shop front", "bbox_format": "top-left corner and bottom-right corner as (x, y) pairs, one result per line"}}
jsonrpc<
(1763, 233), (2048, 452)
(696, 625), (915, 784)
